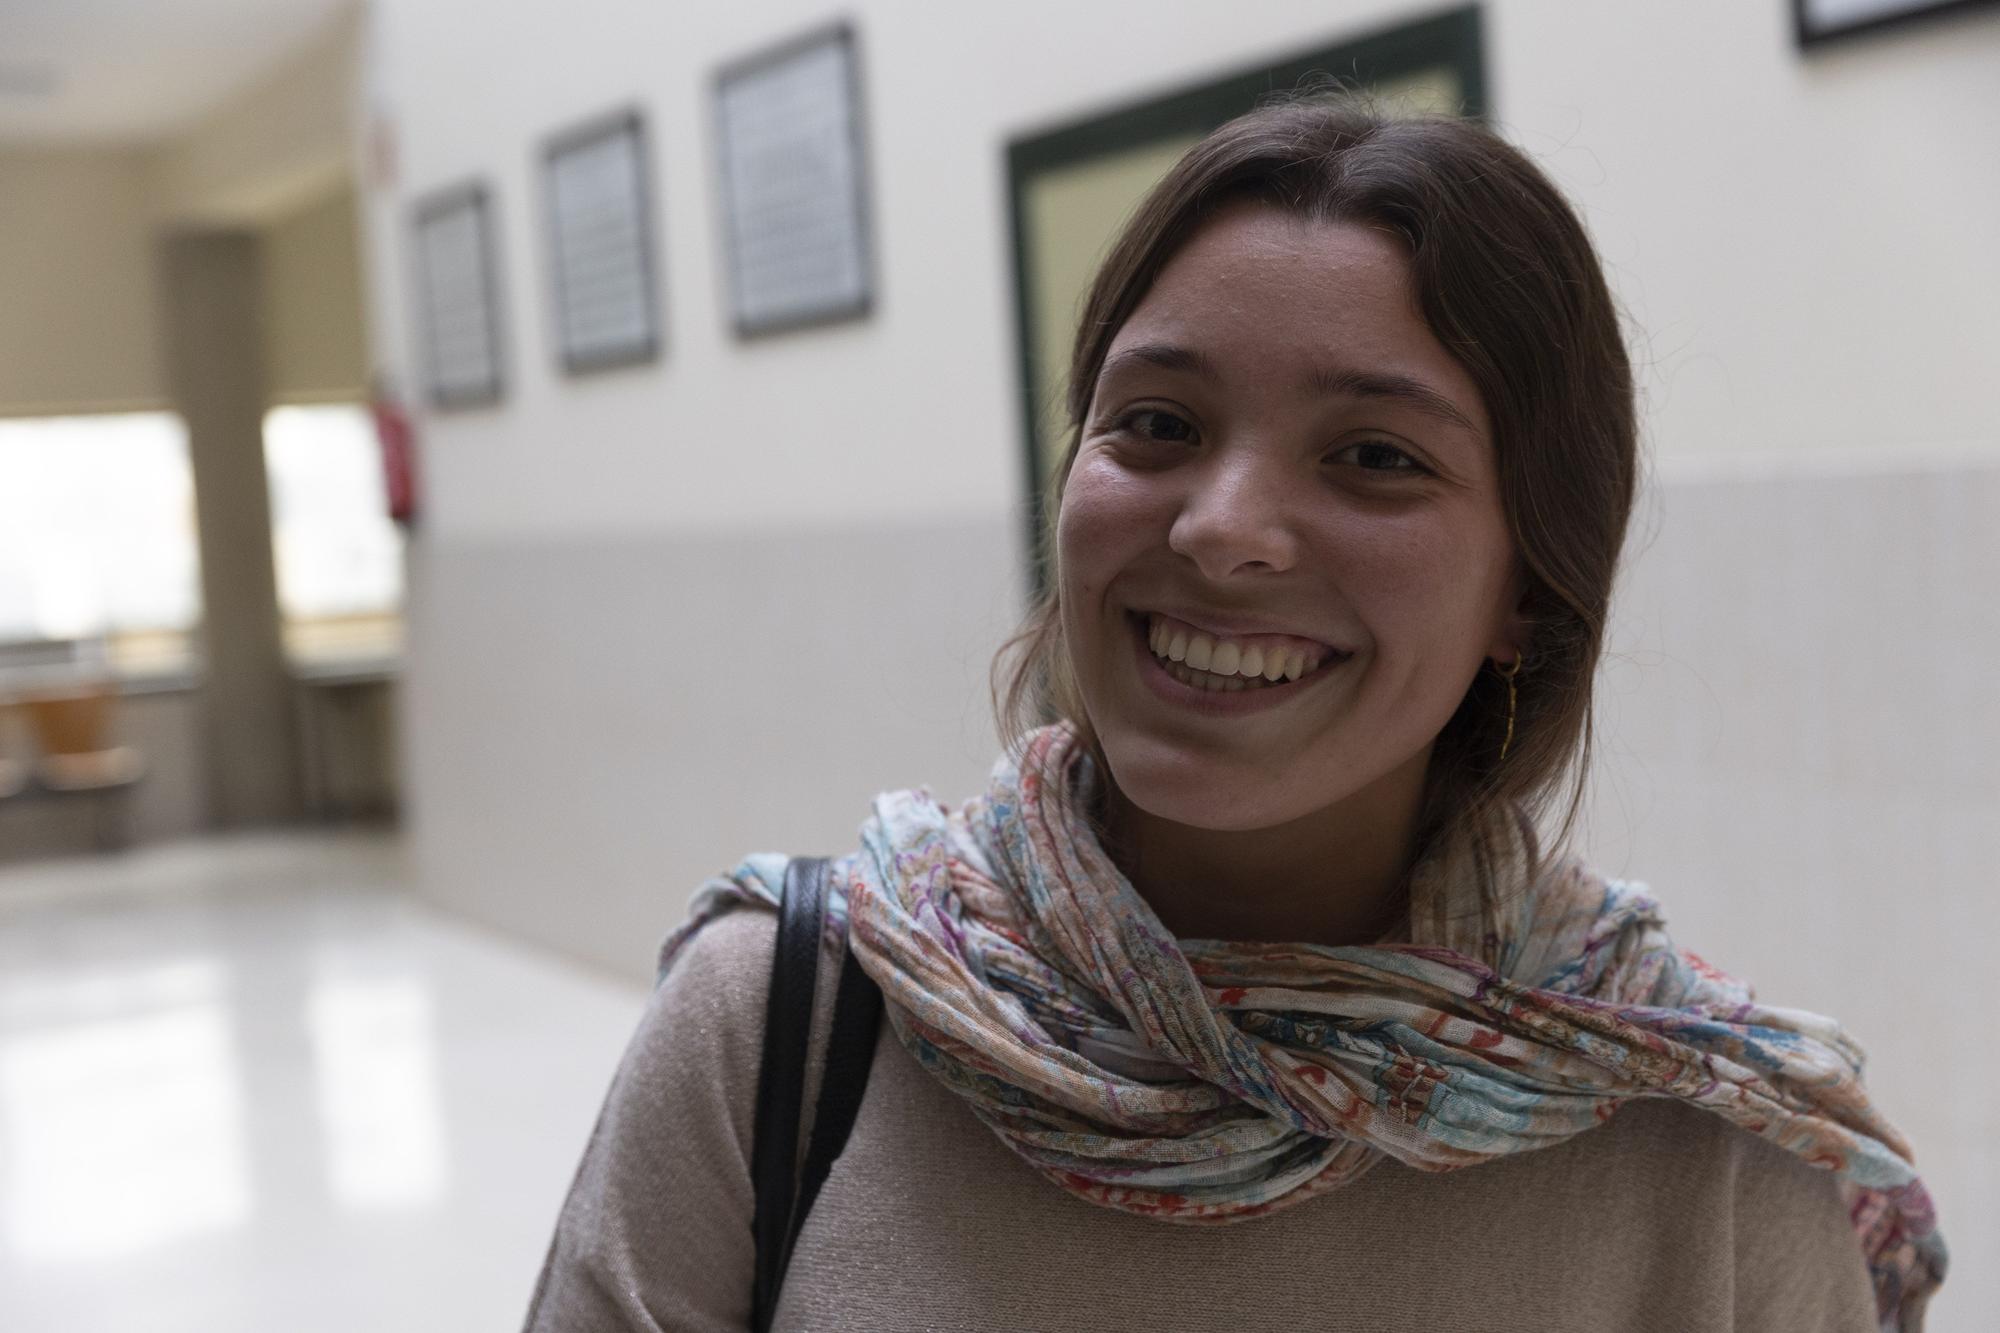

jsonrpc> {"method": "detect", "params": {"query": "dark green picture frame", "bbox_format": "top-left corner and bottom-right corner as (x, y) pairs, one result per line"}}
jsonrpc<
(1793, 0), (2000, 48)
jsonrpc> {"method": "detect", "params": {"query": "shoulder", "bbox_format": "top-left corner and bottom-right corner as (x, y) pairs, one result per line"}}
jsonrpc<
(550, 902), (785, 1209)
(523, 904), (783, 1330)
(658, 903), (779, 1007)
(1606, 1100), (1878, 1327)
(626, 905), (779, 1120)
(1602, 1097), (1855, 1216)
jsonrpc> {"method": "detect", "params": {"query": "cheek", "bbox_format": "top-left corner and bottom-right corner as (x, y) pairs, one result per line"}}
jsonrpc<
(1056, 456), (1167, 601)
(1337, 507), (1514, 650)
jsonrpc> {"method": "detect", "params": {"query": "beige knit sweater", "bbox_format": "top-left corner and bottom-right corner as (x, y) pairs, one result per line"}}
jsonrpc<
(524, 906), (1881, 1332)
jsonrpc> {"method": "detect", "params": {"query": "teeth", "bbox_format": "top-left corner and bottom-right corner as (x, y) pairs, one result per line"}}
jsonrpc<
(1144, 613), (1337, 691)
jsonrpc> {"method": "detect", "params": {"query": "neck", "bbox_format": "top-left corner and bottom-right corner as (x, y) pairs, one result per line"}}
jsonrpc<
(1100, 747), (1430, 949)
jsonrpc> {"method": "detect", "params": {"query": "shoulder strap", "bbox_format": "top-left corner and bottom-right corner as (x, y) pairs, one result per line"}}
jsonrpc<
(788, 892), (883, 1251)
(750, 857), (882, 1333)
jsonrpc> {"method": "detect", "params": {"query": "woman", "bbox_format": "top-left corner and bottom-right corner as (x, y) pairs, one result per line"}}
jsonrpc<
(525, 94), (1945, 1332)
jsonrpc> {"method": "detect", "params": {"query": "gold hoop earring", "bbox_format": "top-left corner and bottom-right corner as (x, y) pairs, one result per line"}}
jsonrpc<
(1495, 651), (1523, 762)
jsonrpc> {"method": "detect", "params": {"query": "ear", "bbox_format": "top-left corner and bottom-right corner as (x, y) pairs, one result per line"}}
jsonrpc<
(1484, 577), (1534, 666)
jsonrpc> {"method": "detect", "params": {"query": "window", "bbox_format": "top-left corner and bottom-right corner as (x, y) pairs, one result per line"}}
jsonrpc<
(262, 404), (404, 664)
(0, 406), (404, 679)
(264, 400), (408, 660)
(0, 412), (201, 677)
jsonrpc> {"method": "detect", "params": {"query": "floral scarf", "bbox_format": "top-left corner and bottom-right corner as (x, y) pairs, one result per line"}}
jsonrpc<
(667, 723), (1946, 1331)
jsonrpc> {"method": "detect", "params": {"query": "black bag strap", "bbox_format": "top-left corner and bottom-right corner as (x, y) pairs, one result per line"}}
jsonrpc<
(749, 858), (823, 1328)
(750, 856), (883, 1333)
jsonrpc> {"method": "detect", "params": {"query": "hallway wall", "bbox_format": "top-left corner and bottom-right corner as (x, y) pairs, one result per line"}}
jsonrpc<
(263, 184), (369, 403)
(0, 148), (167, 416)
(360, 7), (1997, 1320)
(1585, 448), (1998, 1316)
(364, 1), (2000, 544)
(363, 0), (2000, 942)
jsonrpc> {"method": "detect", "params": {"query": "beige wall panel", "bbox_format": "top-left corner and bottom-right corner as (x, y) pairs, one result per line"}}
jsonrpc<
(400, 515), (1019, 984)
(0, 150), (167, 416)
(1022, 137), (1198, 489)
(150, 8), (360, 226)
(1582, 452), (2000, 1321)
(263, 184), (369, 402)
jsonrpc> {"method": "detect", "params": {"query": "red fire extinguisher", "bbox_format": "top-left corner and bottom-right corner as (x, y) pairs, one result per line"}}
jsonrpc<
(371, 379), (420, 526)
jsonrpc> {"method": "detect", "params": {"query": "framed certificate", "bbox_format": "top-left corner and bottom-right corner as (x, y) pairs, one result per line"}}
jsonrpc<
(713, 22), (874, 337)
(411, 181), (505, 408)
(1794, 0), (1998, 45)
(543, 108), (662, 373)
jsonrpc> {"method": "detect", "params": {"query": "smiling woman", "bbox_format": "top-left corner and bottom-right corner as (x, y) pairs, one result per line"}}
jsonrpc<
(526, 93), (1947, 1333)
(1055, 208), (1529, 948)
(1005, 104), (1641, 949)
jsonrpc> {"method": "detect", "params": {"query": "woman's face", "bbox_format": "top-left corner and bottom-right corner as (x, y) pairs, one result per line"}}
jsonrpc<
(1058, 203), (1526, 832)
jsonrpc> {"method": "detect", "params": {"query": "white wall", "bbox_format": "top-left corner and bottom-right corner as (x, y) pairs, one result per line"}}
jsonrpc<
(361, 5), (1997, 1322)
(364, 0), (2000, 546)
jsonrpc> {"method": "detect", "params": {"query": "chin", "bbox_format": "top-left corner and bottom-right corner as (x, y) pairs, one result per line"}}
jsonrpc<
(1096, 732), (1342, 833)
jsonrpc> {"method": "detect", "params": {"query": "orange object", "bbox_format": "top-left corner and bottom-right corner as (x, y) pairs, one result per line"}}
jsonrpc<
(23, 686), (115, 756)
(19, 685), (145, 796)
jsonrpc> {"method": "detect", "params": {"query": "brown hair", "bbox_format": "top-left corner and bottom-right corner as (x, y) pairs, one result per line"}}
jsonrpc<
(994, 88), (1638, 889)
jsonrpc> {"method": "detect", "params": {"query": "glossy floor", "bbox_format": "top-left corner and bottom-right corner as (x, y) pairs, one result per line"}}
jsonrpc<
(0, 830), (647, 1333)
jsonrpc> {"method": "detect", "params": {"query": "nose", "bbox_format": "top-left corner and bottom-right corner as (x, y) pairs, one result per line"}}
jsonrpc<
(1166, 445), (1303, 581)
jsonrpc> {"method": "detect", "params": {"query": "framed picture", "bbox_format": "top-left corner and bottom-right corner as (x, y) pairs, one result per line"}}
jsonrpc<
(542, 107), (663, 373)
(411, 181), (506, 409)
(1004, 6), (1486, 590)
(712, 22), (874, 338)
(1793, 0), (2000, 46)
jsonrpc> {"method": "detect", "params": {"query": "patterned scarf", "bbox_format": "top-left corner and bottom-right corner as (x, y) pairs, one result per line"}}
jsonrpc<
(668, 722), (1946, 1331)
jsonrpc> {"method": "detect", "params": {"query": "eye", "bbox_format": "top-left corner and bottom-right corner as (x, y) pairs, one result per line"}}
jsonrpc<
(1112, 408), (1197, 445)
(1332, 439), (1427, 474)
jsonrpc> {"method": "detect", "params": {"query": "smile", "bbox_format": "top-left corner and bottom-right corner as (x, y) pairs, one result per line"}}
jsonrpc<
(1127, 611), (1348, 709)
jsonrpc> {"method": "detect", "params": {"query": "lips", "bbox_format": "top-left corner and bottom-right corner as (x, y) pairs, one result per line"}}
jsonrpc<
(1124, 611), (1348, 711)
(1142, 611), (1335, 683)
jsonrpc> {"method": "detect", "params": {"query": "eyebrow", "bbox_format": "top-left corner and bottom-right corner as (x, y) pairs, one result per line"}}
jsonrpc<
(1098, 341), (1480, 435)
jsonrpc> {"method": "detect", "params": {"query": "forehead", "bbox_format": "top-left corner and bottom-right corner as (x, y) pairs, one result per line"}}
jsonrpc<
(1103, 204), (1487, 434)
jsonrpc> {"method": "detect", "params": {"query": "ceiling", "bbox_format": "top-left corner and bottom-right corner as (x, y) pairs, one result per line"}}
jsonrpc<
(0, 0), (354, 145)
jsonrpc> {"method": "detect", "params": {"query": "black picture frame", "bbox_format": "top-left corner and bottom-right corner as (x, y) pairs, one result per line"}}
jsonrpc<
(712, 21), (875, 339)
(410, 179), (506, 410)
(1793, 0), (2000, 47)
(541, 106), (664, 375)
(1004, 6), (1488, 592)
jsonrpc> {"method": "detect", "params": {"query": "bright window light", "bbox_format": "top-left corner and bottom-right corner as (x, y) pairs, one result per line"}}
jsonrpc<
(263, 404), (404, 625)
(0, 412), (201, 648)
